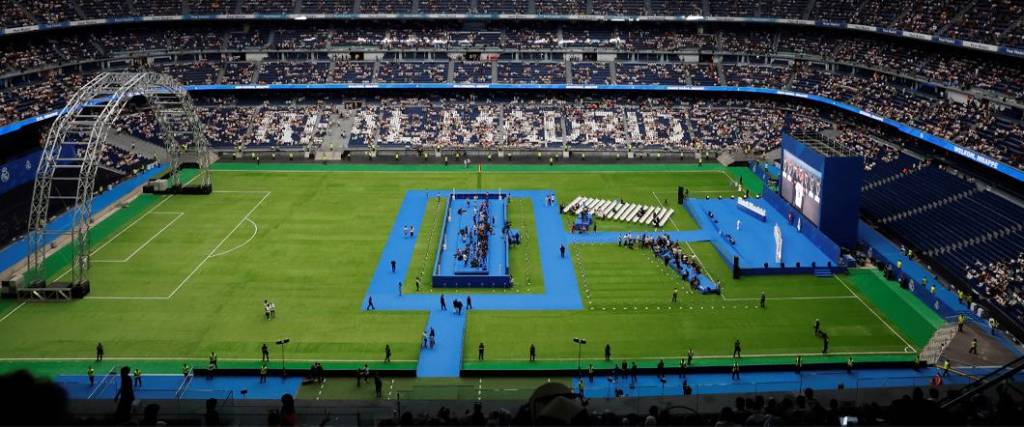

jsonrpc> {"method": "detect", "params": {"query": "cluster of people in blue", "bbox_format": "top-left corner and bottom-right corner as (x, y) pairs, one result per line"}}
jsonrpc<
(454, 199), (494, 270)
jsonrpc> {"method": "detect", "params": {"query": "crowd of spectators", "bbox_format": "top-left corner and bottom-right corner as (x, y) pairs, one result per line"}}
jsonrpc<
(345, 93), (837, 153)
(1, 1), (1022, 49)
(376, 62), (447, 83)
(0, 22), (1021, 166)
(381, 385), (1024, 426)
(117, 98), (335, 151)
(966, 254), (1024, 321)
(2, 22), (1019, 97)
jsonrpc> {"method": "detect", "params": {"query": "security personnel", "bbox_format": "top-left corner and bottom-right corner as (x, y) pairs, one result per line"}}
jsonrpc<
(942, 359), (950, 377)
(182, 363), (191, 378)
(846, 357), (854, 374)
(88, 366), (95, 387)
(957, 314), (966, 332)
(134, 368), (142, 388)
(259, 364), (269, 384)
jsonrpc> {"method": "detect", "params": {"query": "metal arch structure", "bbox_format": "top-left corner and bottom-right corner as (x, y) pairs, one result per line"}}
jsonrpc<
(24, 72), (211, 291)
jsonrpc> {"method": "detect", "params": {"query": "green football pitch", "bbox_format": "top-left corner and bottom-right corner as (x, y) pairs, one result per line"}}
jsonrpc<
(0, 163), (940, 377)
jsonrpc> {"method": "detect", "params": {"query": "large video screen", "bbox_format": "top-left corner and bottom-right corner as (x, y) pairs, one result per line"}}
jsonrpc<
(780, 149), (823, 225)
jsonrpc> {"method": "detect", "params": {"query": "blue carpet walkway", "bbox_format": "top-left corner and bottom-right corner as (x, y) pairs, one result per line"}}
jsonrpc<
(364, 190), (584, 376)
(416, 310), (467, 377)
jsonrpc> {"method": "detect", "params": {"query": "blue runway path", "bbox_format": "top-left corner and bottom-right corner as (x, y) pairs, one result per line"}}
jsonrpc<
(416, 311), (467, 377)
(365, 190), (583, 376)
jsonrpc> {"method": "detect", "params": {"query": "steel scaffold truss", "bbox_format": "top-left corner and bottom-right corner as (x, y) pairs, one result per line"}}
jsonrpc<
(24, 72), (211, 289)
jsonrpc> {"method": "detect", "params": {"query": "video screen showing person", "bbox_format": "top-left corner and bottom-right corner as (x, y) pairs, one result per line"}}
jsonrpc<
(780, 150), (822, 225)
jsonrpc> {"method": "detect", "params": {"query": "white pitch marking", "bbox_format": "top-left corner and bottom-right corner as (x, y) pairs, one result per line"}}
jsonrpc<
(834, 275), (916, 352)
(0, 302), (27, 323)
(166, 191), (271, 299)
(93, 212), (184, 263)
(209, 218), (258, 258)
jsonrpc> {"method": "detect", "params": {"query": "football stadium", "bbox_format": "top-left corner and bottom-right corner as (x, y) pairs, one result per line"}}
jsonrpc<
(0, 1), (1023, 425)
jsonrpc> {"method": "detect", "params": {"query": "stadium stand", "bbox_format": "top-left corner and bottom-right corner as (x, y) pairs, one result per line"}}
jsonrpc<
(0, 5), (1022, 332)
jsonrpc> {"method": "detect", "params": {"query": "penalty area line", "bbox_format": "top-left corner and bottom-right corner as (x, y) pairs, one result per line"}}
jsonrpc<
(92, 212), (184, 263)
(0, 301), (27, 324)
(165, 191), (271, 299)
(53, 173), (201, 282)
(209, 218), (258, 258)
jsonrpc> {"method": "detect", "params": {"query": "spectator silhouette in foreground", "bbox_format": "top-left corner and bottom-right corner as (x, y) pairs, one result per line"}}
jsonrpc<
(0, 370), (73, 425)
(114, 366), (135, 423)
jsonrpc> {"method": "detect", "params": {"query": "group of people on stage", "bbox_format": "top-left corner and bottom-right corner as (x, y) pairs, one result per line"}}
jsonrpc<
(454, 200), (494, 269)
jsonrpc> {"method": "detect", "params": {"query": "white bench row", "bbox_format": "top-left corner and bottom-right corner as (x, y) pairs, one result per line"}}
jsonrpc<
(563, 196), (674, 227)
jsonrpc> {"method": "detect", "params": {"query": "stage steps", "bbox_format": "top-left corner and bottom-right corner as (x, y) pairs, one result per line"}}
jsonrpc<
(920, 323), (959, 364)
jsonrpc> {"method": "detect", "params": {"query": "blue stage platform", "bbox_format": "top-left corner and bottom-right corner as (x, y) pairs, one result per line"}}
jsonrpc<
(687, 198), (838, 274)
(433, 192), (511, 288)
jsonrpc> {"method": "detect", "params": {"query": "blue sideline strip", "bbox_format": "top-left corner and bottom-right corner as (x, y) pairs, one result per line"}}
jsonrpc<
(0, 164), (168, 274)
(56, 374), (302, 400)
(571, 367), (1023, 399)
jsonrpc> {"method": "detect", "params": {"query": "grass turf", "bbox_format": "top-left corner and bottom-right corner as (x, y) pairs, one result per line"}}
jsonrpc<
(463, 242), (926, 369)
(0, 164), (929, 377)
